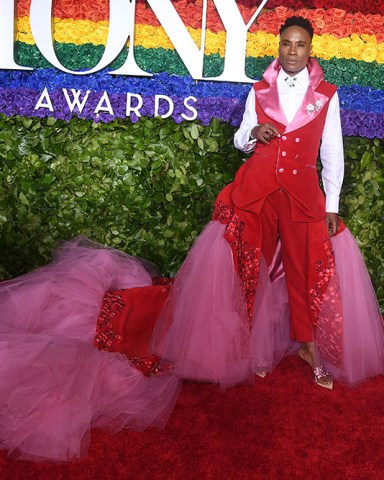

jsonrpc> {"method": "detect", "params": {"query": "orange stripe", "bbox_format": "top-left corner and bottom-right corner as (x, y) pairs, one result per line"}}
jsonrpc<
(16, 0), (384, 40)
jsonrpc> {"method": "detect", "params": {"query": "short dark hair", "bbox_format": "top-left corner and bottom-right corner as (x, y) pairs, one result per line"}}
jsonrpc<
(279, 16), (314, 40)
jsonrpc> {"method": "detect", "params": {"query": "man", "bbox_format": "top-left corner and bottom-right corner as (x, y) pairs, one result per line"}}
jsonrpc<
(229, 16), (344, 389)
(155, 15), (354, 390)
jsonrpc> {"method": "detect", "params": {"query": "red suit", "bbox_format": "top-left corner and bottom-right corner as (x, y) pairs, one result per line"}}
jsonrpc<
(214, 58), (342, 343)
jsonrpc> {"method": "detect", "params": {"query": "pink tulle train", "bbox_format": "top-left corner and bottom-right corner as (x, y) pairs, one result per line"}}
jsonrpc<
(152, 222), (253, 387)
(1, 222), (383, 462)
(0, 239), (181, 462)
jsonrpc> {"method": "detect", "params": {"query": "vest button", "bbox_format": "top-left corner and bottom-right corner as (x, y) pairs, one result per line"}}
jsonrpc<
(278, 168), (284, 173)
(292, 169), (298, 175)
(282, 135), (287, 140)
(282, 151), (287, 157)
(295, 137), (300, 142)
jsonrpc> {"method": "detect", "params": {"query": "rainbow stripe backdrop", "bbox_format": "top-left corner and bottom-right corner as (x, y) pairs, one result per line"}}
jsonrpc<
(0, 0), (383, 137)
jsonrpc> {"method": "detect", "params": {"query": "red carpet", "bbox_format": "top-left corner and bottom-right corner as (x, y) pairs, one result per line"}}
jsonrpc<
(1, 355), (384, 480)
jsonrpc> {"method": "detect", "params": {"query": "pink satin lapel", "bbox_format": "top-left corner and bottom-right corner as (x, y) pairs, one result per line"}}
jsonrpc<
(257, 57), (330, 134)
(257, 84), (288, 127)
(257, 59), (287, 127)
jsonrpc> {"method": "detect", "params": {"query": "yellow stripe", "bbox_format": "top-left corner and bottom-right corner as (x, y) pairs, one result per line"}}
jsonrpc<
(16, 17), (384, 64)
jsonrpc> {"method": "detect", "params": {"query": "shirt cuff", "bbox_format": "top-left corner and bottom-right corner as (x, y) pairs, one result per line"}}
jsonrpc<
(241, 127), (256, 152)
(325, 194), (340, 213)
(243, 139), (257, 153)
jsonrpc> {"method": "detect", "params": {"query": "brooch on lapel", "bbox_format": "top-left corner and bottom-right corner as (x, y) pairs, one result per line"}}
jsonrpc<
(306, 99), (322, 115)
(284, 76), (297, 87)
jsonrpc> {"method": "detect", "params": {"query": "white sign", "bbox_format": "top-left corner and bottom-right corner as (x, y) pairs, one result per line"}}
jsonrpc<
(34, 88), (198, 120)
(0, 0), (269, 83)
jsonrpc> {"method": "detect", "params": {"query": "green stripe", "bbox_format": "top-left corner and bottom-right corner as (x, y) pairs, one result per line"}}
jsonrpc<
(14, 42), (384, 90)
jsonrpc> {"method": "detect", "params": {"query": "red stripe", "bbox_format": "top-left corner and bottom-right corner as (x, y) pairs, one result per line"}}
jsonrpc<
(17, 0), (384, 38)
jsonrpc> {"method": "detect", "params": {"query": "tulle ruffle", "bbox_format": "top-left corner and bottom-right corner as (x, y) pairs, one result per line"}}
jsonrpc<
(152, 222), (300, 387)
(0, 238), (181, 462)
(152, 222), (253, 388)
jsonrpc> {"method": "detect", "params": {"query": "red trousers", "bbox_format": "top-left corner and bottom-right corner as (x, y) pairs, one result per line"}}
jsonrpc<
(260, 189), (323, 342)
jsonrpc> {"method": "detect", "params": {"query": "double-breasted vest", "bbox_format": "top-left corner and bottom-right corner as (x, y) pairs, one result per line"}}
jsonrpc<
(231, 58), (337, 222)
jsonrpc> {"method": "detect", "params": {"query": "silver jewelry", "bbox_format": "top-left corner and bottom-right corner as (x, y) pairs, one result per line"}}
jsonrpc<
(285, 76), (297, 87)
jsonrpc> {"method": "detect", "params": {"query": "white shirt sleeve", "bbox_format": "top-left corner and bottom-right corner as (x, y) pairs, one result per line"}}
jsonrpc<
(320, 92), (344, 213)
(234, 88), (258, 153)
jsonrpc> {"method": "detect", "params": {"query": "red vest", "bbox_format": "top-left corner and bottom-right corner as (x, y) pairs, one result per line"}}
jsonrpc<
(231, 79), (337, 222)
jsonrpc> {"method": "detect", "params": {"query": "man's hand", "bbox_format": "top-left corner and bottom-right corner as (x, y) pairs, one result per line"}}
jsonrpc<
(325, 212), (339, 236)
(251, 123), (280, 144)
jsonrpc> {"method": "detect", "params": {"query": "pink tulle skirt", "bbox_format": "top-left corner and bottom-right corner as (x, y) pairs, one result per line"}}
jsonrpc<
(153, 222), (384, 387)
(0, 239), (181, 462)
(152, 222), (254, 387)
(322, 229), (384, 384)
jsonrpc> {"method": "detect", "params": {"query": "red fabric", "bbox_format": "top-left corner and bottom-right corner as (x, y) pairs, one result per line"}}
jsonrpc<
(113, 285), (170, 356)
(260, 189), (314, 340)
(95, 282), (172, 357)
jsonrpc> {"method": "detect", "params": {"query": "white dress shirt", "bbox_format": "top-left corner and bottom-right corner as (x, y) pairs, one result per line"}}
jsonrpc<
(234, 67), (344, 213)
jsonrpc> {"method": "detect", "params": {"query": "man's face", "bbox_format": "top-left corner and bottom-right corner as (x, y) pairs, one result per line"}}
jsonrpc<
(278, 25), (312, 77)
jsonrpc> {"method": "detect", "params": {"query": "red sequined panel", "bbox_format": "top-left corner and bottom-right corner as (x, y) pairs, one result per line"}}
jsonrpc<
(213, 201), (260, 324)
(310, 236), (343, 365)
(152, 277), (175, 287)
(95, 289), (174, 376)
(95, 290), (124, 351)
(129, 355), (174, 376)
(309, 236), (336, 323)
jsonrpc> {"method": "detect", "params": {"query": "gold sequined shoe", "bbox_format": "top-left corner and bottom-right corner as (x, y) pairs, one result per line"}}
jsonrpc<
(313, 365), (333, 390)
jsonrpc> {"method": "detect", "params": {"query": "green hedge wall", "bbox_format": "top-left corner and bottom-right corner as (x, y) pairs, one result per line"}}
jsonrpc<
(0, 114), (383, 309)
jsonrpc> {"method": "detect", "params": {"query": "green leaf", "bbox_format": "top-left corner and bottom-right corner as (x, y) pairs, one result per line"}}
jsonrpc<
(206, 139), (219, 152)
(19, 192), (29, 205)
(362, 171), (371, 183)
(22, 118), (33, 129)
(46, 117), (57, 126)
(360, 151), (372, 169)
(191, 124), (199, 140)
(151, 160), (162, 170)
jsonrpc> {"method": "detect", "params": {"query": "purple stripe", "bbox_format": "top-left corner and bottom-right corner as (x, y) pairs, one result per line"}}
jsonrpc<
(1, 88), (383, 138)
